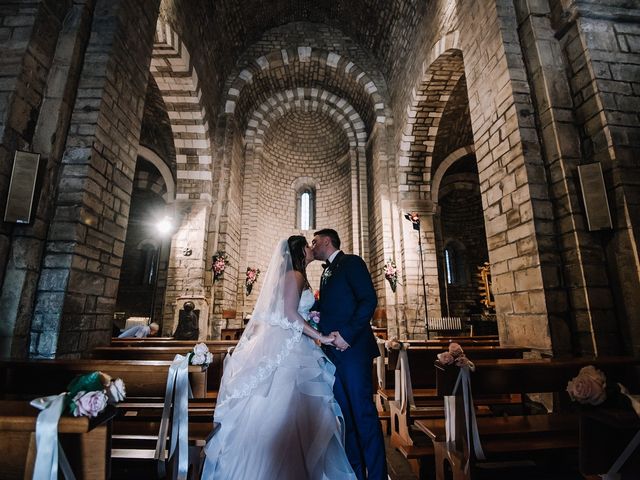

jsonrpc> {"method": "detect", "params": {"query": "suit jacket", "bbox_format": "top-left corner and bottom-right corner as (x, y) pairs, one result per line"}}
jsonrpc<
(317, 251), (379, 363)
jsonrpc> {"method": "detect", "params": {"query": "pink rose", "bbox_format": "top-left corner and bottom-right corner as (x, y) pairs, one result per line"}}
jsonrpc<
(437, 351), (455, 365)
(567, 366), (607, 406)
(72, 390), (108, 417)
(309, 311), (320, 324)
(106, 378), (126, 403)
(385, 338), (401, 350)
(448, 343), (464, 358)
(454, 355), (474, 370)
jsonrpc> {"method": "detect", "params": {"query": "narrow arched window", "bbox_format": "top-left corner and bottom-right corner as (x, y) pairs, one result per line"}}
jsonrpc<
(301, 191), (311, 230)
(444, 241), (467, 286)
(444, 247), (455, 285)
(296, 186), (315, 230)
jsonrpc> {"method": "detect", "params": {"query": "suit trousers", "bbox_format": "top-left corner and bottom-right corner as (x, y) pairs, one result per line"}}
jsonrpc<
(332, 355), (387, 480)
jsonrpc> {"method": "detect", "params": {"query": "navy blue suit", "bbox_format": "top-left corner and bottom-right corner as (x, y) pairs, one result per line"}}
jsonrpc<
(317, 252), (387, 480)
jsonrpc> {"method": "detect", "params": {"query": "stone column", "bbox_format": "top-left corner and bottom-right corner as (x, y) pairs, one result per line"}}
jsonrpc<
(30, 0), (160, 358)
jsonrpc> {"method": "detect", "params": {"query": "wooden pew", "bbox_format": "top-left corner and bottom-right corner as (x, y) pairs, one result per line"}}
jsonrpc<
(0, 400), (116, 480)
(0, 359), (207, 399)
(384, 346), (529, 476)
(91, 345), (229, 394)
(415, 357), (640, 480)
(579, 407), (640, 476)
(111, 338), (238, 349)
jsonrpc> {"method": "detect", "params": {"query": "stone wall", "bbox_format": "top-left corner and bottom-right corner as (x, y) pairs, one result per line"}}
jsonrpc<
(30, 0), (160, 357)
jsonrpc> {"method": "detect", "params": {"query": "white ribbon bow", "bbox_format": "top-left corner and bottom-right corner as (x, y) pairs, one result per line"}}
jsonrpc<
(31, 393), (76, 480)
(155, 354), (192, 480)
(444, 366), (484, 473)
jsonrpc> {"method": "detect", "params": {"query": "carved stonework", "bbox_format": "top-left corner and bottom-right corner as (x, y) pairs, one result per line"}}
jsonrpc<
(172, 295), (209, 341)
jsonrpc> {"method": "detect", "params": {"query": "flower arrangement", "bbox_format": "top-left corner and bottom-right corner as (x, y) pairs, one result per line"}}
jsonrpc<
(211, 251), (228, 281)
(189, 342), (213, 367)
(245, 267), (260, 295)
(30, 371), (126, 418)
(567, 365), (607, 406)
(384, 337), (406, 350)
(307, 311), (320, 330)
(383, 259), (398, 292)
(436, 342), (474, 369)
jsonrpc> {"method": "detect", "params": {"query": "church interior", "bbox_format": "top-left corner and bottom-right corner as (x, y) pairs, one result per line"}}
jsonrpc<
(0, 0), (639, 478)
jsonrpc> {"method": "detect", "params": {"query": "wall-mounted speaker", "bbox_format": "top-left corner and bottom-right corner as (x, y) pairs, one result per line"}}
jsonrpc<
(4, 151), (40, 224)
(577, 162), (613, 231)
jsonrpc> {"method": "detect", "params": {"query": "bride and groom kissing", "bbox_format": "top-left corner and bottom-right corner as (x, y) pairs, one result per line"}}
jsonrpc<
(201, 229), (388, 480)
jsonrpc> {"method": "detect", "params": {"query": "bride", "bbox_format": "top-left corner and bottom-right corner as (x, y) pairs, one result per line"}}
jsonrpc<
(201, 236), (356, 479)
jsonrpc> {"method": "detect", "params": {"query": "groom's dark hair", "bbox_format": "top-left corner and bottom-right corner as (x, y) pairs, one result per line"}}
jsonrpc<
(314, 229), (340, 249)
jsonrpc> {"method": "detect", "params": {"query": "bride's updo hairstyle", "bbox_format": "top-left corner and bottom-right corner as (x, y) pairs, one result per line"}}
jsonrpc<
(288, 235), (310, 288)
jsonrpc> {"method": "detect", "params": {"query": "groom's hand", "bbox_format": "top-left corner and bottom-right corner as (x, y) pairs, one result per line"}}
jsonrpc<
(331, 331), (350, 351)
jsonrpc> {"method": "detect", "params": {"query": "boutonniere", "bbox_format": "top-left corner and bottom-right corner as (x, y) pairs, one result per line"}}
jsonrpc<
(321, 268), (333, 281)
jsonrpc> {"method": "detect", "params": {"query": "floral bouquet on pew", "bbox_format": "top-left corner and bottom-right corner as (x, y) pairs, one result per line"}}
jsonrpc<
(189, 342), (213, 367)
(566, 365), (640, 414)
(436, 342), (475, 370)
(66, 371), (126, 417)
(30, 371), (126, 418)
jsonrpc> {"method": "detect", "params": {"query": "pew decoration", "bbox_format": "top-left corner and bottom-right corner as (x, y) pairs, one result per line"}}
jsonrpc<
(383, 259), (398, 292)
(211, 251), (229, 282)
(156, 343), (212, 480)
(436, 343), (485, 472)
(30, 372), (125, 480)
(385, 338), (414, 413)
(189, 342), (214, 367)
(436, 342), (475, 371)
(245, 266), (260, 295)
(567, 366), (640, 479)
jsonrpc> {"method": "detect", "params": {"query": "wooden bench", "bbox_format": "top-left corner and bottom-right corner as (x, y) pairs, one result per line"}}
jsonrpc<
(0, 359), (208, 399)
(0, 399), (116, 480)
(415, 357), (640, 480)
(91, 346), (229, 393)
(384, 346), (529, 476)
(111, 338), (238, 349)
(579, 407), (640, 476)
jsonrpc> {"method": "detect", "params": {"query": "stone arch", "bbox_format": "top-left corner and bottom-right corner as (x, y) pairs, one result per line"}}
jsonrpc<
(224, 47), (388, 132)
(397, 46), (466, 198)
(137, 145), (176, 202)
(149, 19), (215, 333)
(430, 145), (475, 203)
(152, 19), (213, 202)
(244, 88), (369, 257)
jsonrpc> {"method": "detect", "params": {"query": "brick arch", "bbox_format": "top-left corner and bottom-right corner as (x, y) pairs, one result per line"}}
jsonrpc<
(397, 36), (465, 198)
(137, 145), (175, 202)
(224, 48), (388, 133)
(430, 145), (475, 203)
(149, 19), (216, 333)
(242, 88), (369, 261)
(151, 19), (213, 202)
(244, 88), (367, 151)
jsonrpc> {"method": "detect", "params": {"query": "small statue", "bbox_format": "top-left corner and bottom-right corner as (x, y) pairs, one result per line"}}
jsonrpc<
(174, 301), (200, 340)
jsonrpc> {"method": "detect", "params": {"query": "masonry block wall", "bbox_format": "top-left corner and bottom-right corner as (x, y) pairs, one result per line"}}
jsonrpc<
(30, 0), (160, 357)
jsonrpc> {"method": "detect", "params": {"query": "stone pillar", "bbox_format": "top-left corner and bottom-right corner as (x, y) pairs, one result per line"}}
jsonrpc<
(30, 0), (160, 358)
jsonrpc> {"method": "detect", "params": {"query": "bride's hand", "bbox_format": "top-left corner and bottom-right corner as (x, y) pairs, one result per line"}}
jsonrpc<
(319, 334), (335, 345)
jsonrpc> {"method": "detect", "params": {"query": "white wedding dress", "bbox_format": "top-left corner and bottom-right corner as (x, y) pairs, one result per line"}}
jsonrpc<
(201, 288), (356, 480)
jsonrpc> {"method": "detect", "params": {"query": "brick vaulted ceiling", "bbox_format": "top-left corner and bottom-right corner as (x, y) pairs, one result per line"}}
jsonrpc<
(160, 0), (426, 121)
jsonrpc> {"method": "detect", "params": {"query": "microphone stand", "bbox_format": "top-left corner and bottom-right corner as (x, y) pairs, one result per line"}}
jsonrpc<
(405, 212), (430, 339)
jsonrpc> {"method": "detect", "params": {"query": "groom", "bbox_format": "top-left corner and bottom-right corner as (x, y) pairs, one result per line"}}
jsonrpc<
(312, 229), (387, 480)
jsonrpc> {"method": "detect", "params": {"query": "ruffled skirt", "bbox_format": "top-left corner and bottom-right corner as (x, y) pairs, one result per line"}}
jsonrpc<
(201, 336), (356, 480)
